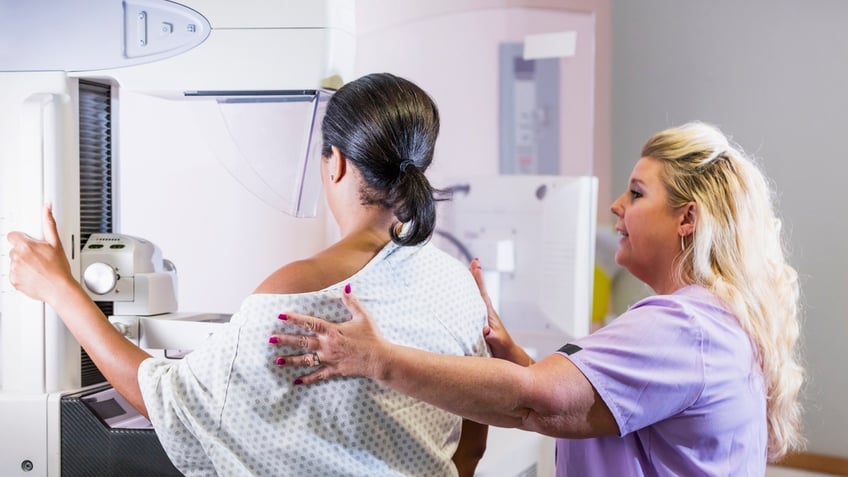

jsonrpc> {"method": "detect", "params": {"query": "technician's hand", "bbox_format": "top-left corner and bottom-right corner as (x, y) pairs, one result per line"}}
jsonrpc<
(7, 204), (76, 306)
(470, 259), (534, 367)
(271, 285), (387, 384)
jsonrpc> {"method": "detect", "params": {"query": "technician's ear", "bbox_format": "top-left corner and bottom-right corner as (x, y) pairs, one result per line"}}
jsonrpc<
(679, 201), (698, 237)
(328, 146), (347, 184)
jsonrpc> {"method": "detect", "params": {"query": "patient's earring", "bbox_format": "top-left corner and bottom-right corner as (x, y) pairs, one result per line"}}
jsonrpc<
(680, 235), (685, 252)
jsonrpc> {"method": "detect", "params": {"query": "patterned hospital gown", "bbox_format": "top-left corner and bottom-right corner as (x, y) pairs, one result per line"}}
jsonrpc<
(138, 242), (490, 476)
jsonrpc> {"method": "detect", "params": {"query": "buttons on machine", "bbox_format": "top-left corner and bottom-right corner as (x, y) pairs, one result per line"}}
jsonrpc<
(124, 1), (210, 59)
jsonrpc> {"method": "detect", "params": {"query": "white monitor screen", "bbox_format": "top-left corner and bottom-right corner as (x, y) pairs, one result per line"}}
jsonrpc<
(435, 175), (597, 353)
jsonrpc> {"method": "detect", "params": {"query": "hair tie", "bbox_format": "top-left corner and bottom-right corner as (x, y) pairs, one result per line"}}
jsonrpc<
(399, 160), (414, 173)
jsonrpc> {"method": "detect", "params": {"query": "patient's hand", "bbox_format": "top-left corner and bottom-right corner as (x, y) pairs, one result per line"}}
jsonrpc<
(469, 259), (534, 367)
(7, 204), (77, 306)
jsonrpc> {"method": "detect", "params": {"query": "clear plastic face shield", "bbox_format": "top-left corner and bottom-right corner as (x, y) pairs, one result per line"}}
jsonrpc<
(185, 89), (334, 217)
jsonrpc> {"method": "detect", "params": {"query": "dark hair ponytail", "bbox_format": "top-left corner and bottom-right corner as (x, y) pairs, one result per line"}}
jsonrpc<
(321, 73), (443, 246)
(386, 165), (439, 245)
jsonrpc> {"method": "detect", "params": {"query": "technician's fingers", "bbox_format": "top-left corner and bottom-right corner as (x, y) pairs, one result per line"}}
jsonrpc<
(270, 348), (334, 385)
(470, 259), (498, 321)
(274, 353), (312, 366)
(469, 258), (491, 300)
(273, 353), (320, 368)
(268, 331), (318, 351)
(292, 368), (333, 386)
(272, 284), (381, 384)
(277, 312), (330, 335)
(339, 285), (366, 321)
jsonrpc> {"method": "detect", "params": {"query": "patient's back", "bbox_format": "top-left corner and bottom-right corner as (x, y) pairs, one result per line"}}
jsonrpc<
(138, 241), (489, 476)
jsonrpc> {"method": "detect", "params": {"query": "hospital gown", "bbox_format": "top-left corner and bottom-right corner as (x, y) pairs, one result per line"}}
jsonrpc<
(138, 242), (489, 476)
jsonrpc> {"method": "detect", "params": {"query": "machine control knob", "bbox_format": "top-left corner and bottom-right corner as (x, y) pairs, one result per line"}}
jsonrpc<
(83, 262), (118, 295)
(113, 322), (130, 336)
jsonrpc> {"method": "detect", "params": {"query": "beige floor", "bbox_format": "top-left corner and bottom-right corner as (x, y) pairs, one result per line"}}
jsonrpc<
(767, 465), (835, 476)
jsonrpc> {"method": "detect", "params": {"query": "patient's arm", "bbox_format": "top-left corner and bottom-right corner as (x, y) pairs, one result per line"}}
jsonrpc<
(453, 419), (488, 477)
(7, 205), (151, 417)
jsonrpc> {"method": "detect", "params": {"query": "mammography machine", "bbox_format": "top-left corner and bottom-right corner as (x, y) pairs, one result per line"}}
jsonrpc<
(0, 1), (354, 475)
(436, 174), (598, 477)
(437, 175), (597, 353)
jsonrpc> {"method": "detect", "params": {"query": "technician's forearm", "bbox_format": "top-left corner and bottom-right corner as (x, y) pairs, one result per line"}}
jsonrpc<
(372, 342), (534, 428)
(50, 278), (151, 417)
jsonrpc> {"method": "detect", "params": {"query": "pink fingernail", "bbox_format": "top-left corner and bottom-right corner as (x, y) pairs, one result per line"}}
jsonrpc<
(344, 283), (351, 294)
(276, 357), (285, 365)
(269, 336), (279, 344)
(293, 378), (303, 385)
(278, 313), (288, 320)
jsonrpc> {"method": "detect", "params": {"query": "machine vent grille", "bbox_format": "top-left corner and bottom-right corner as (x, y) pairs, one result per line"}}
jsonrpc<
(78, 80), (113, 387)
(79, 80), (113, 244)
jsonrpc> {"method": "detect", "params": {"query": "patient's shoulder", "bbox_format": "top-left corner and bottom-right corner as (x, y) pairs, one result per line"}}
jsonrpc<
(253, 240), (385, 295)
(253, 259), (328, 294)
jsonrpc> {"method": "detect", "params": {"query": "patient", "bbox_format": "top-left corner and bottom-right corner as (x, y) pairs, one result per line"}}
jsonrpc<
(7, 73), (490, 476)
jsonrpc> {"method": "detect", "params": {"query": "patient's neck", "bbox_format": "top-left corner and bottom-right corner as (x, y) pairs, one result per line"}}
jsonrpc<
(334, 205), (395, 247)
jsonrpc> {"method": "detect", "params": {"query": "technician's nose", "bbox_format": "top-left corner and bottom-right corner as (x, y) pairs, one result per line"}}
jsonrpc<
(610, 193), (624, 218)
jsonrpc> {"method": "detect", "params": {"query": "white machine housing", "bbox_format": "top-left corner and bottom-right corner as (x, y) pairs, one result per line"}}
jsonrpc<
(0, 2), (354, 475)
(438, 175), (598, 352)
(1, 0), (355, 95)
(81, 233), (178, 316)
(81, 234), (230, 360)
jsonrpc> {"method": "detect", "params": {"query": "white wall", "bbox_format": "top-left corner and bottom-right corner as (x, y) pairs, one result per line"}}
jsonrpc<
(354, 1), (599, 188)
(610, 0), (848, 457)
